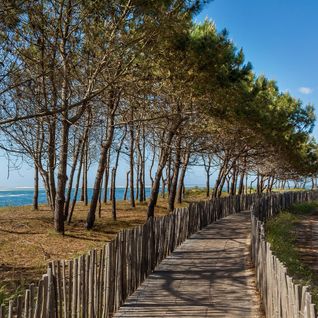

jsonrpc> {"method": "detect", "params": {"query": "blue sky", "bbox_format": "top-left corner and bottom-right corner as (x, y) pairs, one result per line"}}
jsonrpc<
(0, 0), (317, 188)
(197, 0), (318, 137)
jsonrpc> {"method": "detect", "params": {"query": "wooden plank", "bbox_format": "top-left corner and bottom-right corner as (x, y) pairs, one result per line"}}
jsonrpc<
(24, 289), (30, 318)
(16, 295), (23, 318)
(42, 274), (49, 318)
(8, 300), (13, 318)
(34, 280), (43, 318)
(0, 304), (4, 318)
(29, 283), (35, 318)
(88, 250), (95, 318)
(62, 260), (67, 318)
(68, 260), (73, 318)
(71, 258), (78, 318)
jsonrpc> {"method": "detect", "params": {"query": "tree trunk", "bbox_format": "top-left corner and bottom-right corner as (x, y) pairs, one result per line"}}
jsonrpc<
(33, 164), (39, 211)
(123, 171), (130, 201)
(140, 126), (146, 202)
(147, 121), (181, 218)
(86, 92), (118, 229)
(129, 122), (135, 208)
(64, 133), (85, 220)
(168, 141), (181, 212)
(217, 173), (227, 198)
(149, 146), (156, 187)
(206, 168), (210, 198)
(147, 167), (163, 218)
(54, 120), (70, 234)
(230, 166), (237, 195)
(103, 149), (110, 203)
(161, 176), (166, 198)
(67, 143), (85, 224)
(110, 127), (127, 219)
(176, 152), (189, 204)
(238, 170), (245, 195)
(166, 156), (171, 195)
(111, 168), (116, 221)
(83, 143), (88, 205)
(47, 123), (56, 211)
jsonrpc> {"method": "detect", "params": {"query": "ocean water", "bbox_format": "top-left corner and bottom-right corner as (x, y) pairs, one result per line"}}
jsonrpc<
(0, 188), (152, 207)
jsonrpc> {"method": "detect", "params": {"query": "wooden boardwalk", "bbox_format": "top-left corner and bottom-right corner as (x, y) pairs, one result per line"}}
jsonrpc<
(113, 212), (262, 318)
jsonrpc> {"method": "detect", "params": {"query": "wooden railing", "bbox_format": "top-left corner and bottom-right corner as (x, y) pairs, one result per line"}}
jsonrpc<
(251, 191), (318, 318)
(0, 194), (257, 318)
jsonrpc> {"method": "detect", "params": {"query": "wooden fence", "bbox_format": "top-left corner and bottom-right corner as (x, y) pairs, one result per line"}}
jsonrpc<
(0, 194), (257, 318)
(251, 191), (318, 318)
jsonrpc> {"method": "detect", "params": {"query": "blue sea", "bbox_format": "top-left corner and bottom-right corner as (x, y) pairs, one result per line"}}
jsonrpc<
(0, 188), (152, 207)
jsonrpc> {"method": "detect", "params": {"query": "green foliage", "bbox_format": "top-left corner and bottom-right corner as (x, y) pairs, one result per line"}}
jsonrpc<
(288, 201), (318, 216)
(0, 283), (24, 308)
(266, 211), (318, 306)
(185, 186), (207, 196)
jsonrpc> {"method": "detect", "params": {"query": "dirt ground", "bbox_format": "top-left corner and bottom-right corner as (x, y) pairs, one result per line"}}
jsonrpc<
(0, 197), (190, 294)
(296, 215), (318, 273)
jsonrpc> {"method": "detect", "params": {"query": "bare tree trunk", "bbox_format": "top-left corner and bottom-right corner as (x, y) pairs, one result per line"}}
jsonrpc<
(149, 146), (156, 187)
(176, 151), (189, 204)
(129, 119), (135, 207)
(166, 155), (171, 195)
(213, 160), (228, 198)
(64, 131), (86, 220)
(136, 156), (139, 201)
(54, 120), (70, 234)
(161, 176), (166, 198)
(33, 164), (39, 210)
(238, 170), (245, 195)
(206, 169), (210, 197)
(103, 149), (110, 203)
(33, 123), (40, 211)
(47, 123), (56, 211)
(137, 128), (145, 202)
(110, 127), (126, 219)
(217, 173), (227, 198)
(98, 192), (102, 218)
(202, 155), (212, 198)
(83, 143), (89, 205)
(147, 120), (182, 218)
(123, 171), (130, 201)
(147, 166), (163, 218)
(230, 165), (237, 195)
(168, 140), (181, 212)
(67, 142), (85, 224)
(111, 168), (116, 221)
(86, 91), (118, 229)
(80, 159), (85, 202)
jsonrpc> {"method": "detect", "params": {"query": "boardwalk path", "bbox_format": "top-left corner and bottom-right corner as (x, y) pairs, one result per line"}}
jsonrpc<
(114, 212), (262, 318)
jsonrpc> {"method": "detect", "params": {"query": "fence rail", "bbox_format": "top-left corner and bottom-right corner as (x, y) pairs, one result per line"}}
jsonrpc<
(0, 194), (257, 318)
(251, 191), (318, 318)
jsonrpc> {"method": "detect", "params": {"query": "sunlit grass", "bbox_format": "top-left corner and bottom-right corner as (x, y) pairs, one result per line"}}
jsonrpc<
(266, 203), (318, 306)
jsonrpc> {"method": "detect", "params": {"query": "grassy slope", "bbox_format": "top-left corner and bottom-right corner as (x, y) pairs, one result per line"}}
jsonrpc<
(0, 191), (206, 305)
(266, 201), (318, 305)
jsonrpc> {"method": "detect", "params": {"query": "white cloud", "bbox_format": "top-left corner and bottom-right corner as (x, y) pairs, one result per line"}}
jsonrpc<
(298, 87), (313, 94)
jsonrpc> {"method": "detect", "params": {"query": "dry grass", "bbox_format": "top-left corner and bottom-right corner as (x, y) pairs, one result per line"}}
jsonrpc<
(0, 196), (193, 295)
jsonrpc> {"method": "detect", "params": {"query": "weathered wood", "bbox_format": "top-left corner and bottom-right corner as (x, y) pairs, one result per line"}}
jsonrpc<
(42, 274), (49, 318)
(7, 300), (13, 318)
(6, 192), (318, 318)
(61, 261), (67, 318)
(16, 295), (23, 318)
(34, 280), (43, 318)
(251, 191), (318, 318)
(71, 258), (78, 317)
(0, 304), (4, 318)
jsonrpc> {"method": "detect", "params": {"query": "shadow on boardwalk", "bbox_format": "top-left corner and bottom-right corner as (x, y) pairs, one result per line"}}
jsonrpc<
(113, 212), (263, 318)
